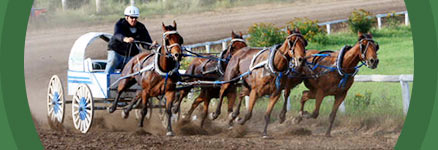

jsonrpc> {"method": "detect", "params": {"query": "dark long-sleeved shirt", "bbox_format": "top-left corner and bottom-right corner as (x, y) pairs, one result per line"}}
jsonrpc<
(108, 18), (153, 56)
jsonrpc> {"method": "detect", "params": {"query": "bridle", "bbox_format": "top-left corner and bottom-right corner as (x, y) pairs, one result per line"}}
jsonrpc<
(217, 38), (247, 75)
(286, 33), (307, 67)
(358, 38), (379, 67)
(161, 30), (183, 58)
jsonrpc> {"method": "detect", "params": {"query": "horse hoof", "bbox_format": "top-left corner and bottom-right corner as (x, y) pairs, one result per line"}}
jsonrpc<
(192, 115), (198, 121)
(181, 114), (189, 120)
(300, 111), (311, 118)
(279, 118), (286, 124)
(171, 107), (179, 114)
(121, 110), (129, 119)
(292, 117), (302, 124)
(166, 132), (174, 136)
(262, 135), (272, 139)
(107, 106), (116, 113)
(210, 112), (219, 120)
(234, 117), (241, 123)
(232, 112), (239, 119)
(238, 119), (246, 125)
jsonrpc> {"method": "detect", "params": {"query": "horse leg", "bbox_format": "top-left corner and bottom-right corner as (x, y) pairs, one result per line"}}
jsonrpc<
(299, 90), (315, 117)
(238, 90), (258, 125)
(200, 95), (211, 128)
(226, 87), (237, 120)
(294, 90), (315, 123)
(164, 91), (176, 136)
(230, 87), (249, 126)
(108, 78), (136, 113)
(184, 91), (207, 120)
(138, 90), (150, 127)
(310, 90), (325, 119)
(279, 88), (291, 124)
(326, 93), (346, 137)
(211, 83), (232, 120)
(122, 92), (141, 119)
(263, 92), (281, 138)
(173, 88), (190, 114)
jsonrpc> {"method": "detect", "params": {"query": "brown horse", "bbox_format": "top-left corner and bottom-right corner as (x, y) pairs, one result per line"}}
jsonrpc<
(174, 31), (248, 127)
(212, 28), (307, 137)
(108, 21), (184, 136)
(297, 32), (379, 137)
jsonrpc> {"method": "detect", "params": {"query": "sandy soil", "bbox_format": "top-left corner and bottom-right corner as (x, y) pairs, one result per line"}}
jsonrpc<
(26, 0), (406, 149)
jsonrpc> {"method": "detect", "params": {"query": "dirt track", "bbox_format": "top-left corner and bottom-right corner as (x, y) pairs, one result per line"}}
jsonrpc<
(26, 0), (406, 149)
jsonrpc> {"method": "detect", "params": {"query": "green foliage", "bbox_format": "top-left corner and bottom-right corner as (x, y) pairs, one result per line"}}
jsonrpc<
(386, 11), (401, 28)
(348, 9), (375, 33)
(247, 23), (286, 47)
(348, 92), (372, 111)
(287, 18), (327, 44)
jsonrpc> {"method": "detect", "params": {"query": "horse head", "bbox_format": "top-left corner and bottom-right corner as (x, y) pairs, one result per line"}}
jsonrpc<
(226, 31), (247, 57)
(357, 32), (379, 69)
(162, 21), (184, 62)
(286, 27), (307, 67)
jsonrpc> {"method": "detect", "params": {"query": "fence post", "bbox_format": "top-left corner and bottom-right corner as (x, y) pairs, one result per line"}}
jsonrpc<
(62, 0), (67, 10)
(400, 80), (411, 114)
(326, 24), (331, 35)
(377, 17), (382, 29)
(205, 44), (210, 53)
(222, 41), (227, 51)
(96, 0), (101, 13)
(405, 12), (410, 26)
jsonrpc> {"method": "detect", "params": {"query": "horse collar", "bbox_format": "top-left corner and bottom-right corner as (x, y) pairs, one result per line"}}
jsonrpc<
(336, 45), (359, 77)
(268, 44), (290, 75)
(154, 52), (180, 76)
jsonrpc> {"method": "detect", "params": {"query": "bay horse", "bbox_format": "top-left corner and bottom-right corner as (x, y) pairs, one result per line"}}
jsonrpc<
(212, 28), (307, 138)
(174, 31), (248, 127)
(108, 21), (184, 136)
(297, 32), (379, 137)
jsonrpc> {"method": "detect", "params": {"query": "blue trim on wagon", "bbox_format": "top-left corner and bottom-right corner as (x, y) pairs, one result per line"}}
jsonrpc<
(68, 80), (92, 84)
(68, 76), (90, 80)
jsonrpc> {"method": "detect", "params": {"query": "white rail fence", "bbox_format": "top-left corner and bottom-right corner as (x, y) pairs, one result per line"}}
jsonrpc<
(242, 74), (413, 115)
(185, 11), (409, 52)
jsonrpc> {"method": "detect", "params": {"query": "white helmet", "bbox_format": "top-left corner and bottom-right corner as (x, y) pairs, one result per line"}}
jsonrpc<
(124, 6), (140, 17)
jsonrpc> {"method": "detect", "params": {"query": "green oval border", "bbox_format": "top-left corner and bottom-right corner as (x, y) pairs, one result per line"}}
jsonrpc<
(0, 0), (436, 149)
(396, 0), (438, 149)
(0, 0), (42, 149)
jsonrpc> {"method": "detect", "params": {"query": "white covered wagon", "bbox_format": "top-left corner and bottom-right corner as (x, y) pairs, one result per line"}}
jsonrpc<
(47, 32), (145, 133)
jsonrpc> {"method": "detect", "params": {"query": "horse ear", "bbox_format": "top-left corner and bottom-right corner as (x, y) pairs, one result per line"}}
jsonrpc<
(367, 32), (373, 38)
(173, 20), (177, 30)
(162, 22), (166, 31)
(357, 31), (363, 37)
(231, 30), (236, 38)
(294, 27), (300, 33)
(239, 32), (243, 37)
(287, 26), (292, 35)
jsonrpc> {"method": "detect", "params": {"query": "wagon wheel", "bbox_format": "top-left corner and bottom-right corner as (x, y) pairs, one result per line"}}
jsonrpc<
(47, 75), (65, 124)
(72, 84), (94, 133)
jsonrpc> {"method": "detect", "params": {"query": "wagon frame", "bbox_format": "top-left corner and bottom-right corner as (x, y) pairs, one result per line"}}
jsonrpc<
(47, 32), (169, 133)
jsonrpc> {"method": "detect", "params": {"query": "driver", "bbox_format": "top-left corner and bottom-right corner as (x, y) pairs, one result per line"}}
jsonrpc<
(105, 5), (157, 74)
